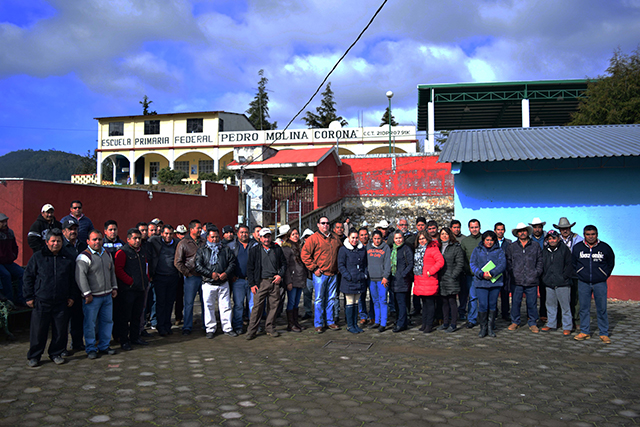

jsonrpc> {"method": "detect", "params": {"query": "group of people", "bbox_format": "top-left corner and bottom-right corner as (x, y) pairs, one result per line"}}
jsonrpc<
(0, 202), (616, 368)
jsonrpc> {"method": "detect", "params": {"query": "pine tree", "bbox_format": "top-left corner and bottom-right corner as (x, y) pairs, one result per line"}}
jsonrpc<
(569, 47), (640, 125)
(302, 82), (348, 128)
(246, 70), (277, 130)
(380, 107), (398, 126)
(140, 95), (157, 115)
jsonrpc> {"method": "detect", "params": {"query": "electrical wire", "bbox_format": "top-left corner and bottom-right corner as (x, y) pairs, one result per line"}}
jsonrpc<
(241, 0), (388, 170)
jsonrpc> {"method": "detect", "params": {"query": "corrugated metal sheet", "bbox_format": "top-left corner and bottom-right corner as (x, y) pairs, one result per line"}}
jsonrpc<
(438, 124), (640, 163)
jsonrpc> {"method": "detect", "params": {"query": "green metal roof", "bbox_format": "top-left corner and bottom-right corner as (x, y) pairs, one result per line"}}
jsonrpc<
(417, 79), (590, 131)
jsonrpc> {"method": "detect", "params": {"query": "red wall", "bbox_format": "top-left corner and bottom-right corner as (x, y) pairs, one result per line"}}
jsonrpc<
(0, 179), (238, 265)
(338, 155), (453, 197)
(314, 156), (341, 208)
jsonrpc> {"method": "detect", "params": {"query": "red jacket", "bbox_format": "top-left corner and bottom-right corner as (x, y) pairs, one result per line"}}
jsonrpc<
(413, 241), (444, 296)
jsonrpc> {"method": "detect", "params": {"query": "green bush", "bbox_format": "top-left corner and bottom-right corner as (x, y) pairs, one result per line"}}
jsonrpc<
(198, 172), (218, 182)
(158, 167), (188, 185)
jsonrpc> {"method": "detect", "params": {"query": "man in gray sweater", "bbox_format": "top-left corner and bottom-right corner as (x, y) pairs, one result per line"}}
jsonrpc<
(76, 229), (118, 359)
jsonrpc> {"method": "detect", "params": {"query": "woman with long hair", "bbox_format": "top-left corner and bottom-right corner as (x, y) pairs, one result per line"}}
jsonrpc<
(366, 230), (391, 332)
(412, 230), (444, 333)
(437, 227), (464, 332)
(337, 230), (368, 333)
(281, 228), (308, 332)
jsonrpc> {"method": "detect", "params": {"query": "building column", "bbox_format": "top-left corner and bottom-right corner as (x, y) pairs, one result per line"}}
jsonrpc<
(96, 151), (102, 185)
(521, 99), (530, 128)
(129, 150), (136, 184)
(214, 147), (220, 175)
(169, 149), (175, 169)
(112, 157), (117, 182)
(425, 88), (435, 152)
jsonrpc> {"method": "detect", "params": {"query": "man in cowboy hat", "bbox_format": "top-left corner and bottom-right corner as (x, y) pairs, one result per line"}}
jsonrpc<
(505, 222), (543, 333)
(554, 217), (583, 328)
(529, 217), (547, 320)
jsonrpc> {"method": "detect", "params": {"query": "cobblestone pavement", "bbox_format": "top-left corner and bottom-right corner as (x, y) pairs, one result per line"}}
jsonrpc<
(1, 300), (640, 427)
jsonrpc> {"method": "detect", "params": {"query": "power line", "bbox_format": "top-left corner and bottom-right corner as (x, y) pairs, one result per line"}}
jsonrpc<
(241, 0), (388, 170)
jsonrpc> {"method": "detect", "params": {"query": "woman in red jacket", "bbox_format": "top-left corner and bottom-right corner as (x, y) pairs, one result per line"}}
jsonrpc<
(413, 230), (444, 333)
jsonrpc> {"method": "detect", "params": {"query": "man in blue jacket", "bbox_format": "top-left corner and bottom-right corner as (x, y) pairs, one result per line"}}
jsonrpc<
(572, 225), (615, 344)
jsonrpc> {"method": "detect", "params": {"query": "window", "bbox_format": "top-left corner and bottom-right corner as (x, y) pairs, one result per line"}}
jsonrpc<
(218, 118), (224, 132)
(199, 160), (214, 175)
(187, 118), (203, 133)
(144, 120), (160, 135)
(174, 161), (190, 175)
(149, 162), (160, 180)
(109, 122), (124, 136)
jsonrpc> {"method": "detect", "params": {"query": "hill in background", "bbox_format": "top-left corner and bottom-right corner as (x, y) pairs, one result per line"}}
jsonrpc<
(0, 149), (93, 181)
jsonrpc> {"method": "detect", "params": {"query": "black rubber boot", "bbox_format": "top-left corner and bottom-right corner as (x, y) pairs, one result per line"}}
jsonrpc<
(478, 312), (488, 338)
(488, 310), (497, 337)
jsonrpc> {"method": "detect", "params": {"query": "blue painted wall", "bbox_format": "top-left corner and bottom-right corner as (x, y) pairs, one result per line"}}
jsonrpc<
(453, 158), (640, 276)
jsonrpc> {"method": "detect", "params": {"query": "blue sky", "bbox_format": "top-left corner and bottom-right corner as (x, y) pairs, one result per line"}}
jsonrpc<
(1, 0), (639, 157)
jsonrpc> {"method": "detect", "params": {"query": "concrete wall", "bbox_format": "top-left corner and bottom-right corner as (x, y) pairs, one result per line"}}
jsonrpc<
(452, 158), (640, 299)
(0, 179), (238, 265)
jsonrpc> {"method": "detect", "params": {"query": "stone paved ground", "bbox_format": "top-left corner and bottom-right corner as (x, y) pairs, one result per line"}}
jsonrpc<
(1, 300), (640, 427)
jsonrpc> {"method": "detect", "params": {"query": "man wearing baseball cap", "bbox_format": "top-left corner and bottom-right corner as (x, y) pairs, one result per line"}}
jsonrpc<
(28, 204), (62, 254)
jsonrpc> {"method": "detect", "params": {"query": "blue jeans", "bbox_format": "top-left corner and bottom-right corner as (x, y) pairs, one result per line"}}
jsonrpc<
(511, 285), (539, 326)
(466, 276), (478, 324)
(313, 274), (338, 328)
(0, 262), (24, 304)
(476, 287), (500, 312)
(232, 279), (253, 331)
(82, 294), (113, 353)
(286, 287), (302, 310)
(369, 280), (388, 327)
(183, 275), (203, 331)
(578, 281), (608, 336)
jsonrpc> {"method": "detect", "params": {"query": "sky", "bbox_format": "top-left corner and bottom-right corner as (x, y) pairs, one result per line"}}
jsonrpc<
(1, 0), (640, 157)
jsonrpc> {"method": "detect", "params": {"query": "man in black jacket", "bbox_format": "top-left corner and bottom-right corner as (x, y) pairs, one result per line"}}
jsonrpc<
(572, 225), (615, 344)
(61, 218), (87, 355)
(540, 230), (573, 335)
(23, 229), (75, 367)
(27, 204), (62, 254)
(505, 222), (543, 333)
(149, 225), (181, 336)
(245, 228), (287, 340)
(195, 226), (237, 338)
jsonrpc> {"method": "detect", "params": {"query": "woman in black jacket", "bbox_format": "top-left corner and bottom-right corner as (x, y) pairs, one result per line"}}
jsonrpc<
(338, 230), (368, 334)
(389, 231), (413, 332)
(281, 228), (308, 332)
(438, 227), (464, 332)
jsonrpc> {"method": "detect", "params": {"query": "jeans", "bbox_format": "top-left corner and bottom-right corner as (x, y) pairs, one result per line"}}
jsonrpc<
(511, 285), (539, 326)
(303, 278), (314, 316)
(0, 262), (24, 304)
(286, 287), (302, 311)
(232, 279), (253, 331)
(395, 291), (408, 329)
(82, 294), (113, 353)
(358, 286), (374, 320)
(369, 280), (388, 327)
(578, 281), (609, 336)
(476, 287), (500, 312)
(183, 275), (203, 332)
(313, 274), (338, 328)
(466, 276), (478, 324)
(545, 286), (572, 330)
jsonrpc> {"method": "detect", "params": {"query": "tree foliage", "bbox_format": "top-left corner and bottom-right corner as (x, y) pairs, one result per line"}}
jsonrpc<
(380, 107), (398, 126)
(158, 167), (187, 185)
(302, 82), (348, 128)
(140, 95), (157, 115)
(569, 47), (640, 125)
(217, 165), (236, 184)
(246, 70), (277, 130)
(0, 149), (112, 181)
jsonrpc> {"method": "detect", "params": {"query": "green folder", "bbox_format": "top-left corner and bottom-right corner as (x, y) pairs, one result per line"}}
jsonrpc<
(482, 260), (502, 283)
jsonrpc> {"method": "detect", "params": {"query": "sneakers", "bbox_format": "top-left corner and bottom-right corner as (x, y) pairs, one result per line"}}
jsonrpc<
(225, 331), (238, 337)
(52, 356), (65, 365)
(98, 348), (116, 355)
(27, 358), (39, 368)
(267, 331), (279, 338)
(574, 333), (591, 341)
(88, 351), (99, 359)
(507, 323), (519, 331)
(599, 335), (611, 344)
(446, 325), (457, 333)
(369, 323), (380, 329)
(529, 325), (539, 334)
(378, 326), (386, 332)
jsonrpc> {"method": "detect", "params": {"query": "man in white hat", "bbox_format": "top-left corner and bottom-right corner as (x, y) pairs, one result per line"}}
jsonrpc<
(28, 204), (62, 254)
(505, 222), (543, 333)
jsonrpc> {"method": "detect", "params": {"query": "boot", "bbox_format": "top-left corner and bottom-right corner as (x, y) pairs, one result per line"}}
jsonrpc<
(478, 312), (488, 338)
(286, 310), (301, 333)
(346, 305), (358, 334)
(292, 309), (305, 331)
(488, 310), (497, 337)
(354, 304), (364, 333)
